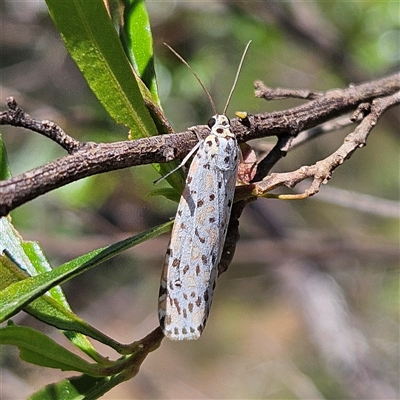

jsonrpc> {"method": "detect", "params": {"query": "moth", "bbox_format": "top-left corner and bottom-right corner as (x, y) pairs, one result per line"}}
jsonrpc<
(158, 41), (251, 340)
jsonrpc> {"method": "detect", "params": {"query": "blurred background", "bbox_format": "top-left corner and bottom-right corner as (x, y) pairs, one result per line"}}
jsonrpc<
(1, 1), (399, 398)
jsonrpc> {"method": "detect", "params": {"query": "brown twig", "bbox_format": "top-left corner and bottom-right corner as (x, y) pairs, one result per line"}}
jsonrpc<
(253, 90), (400, 199)
(254, 81), (323, 100)
(1, 97), (83, 154)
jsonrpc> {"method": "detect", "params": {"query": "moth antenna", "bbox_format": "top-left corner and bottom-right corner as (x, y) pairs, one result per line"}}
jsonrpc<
(223, 40), (252, 115)
(164, 43), (217, 114)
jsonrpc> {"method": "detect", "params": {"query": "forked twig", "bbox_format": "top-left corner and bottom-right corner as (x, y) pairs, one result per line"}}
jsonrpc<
(253, 90), (400, 200)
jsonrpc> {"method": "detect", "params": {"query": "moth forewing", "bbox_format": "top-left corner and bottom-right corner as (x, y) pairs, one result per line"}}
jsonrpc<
(158, 42), (251, 340)
(158, 115), (239, 340)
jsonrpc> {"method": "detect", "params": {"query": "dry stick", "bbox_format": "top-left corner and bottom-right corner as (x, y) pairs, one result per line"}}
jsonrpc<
(1, 97), (82, 153)
(254, 81), (324, 100)
(249, 114), (359, 163)
(0, 73), (399, 217)
(252, 133), (294, 182)
(254, 90), (400, 199)
(252, 112), (365, 182)
(223, 88), (399, 272)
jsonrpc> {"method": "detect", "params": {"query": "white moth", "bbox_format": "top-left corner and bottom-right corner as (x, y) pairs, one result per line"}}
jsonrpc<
(158, 42), (251, 340)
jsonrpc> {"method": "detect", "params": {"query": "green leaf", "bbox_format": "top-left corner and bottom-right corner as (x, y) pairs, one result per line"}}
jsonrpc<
(0, 133), (11, 180)
(122, 0), (160, 106)
(0, 218), (121, 357)
(45, 0), (157, 139)
(0, 325), (111, 376)
(0, 217), (40, 278)
(0, 220), (173, 322)
(25, 290), (126, 355)
(21, 241), (66, 301)
(45, 1), (183, 192)
(29, 374), (127, 400)
(150, 186), (182, 203)
(120, 0), (188, 189)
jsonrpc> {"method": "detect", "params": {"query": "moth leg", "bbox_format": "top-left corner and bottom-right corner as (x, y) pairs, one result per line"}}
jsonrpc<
(188, 126), (204, 142)
(154, 140), (201, 184)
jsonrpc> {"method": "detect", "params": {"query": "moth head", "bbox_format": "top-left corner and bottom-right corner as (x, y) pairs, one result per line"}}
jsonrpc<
(208, 114), (230, 130)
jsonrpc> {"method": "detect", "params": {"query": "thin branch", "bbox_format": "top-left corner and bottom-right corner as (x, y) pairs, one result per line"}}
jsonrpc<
(251, 73), (399, 139)
(254, 81), (323, 100)
(1, 97), (82, 153)
(290, 114), (359, 148)
(0, 73), (399, 217)
(253, 90), (400, 199)
(252, 114), (362, 181)
(252, 133), (294, 182)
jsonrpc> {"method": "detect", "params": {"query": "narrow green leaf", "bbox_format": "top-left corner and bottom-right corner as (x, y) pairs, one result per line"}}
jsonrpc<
(26, 293), (126, 354)
(120, 0), (187, 189)
(150, 186), (182, 203)
(0, 220), (173, 322)
(0, 133), (11, 180)
(0, 218), (114, 357)
(21, 241), (67, 301)
(45, 0), (157, 138)
(122, 0), (160, 105)
(0, 252), (124, 355)
(29, 373), (129, 400)
(0, 217), (37, 276)
(0, 325), (111, 376)
(4, 326), (162, 397)
(44, 1), (183, 192)
(29, 373), (127, 400)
